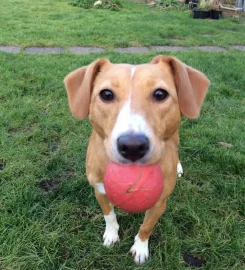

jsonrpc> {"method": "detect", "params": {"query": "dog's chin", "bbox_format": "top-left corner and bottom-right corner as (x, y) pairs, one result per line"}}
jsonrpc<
(106, 154), (146, 165)
(109, 154), (160, 166)
(116, 159), (148, 165)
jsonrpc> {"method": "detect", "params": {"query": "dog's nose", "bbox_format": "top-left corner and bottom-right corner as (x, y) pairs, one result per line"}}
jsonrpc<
(117, 134), (150, 162)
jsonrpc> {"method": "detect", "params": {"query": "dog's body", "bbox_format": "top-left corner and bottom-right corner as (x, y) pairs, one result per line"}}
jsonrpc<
(64, 55), (210, 264)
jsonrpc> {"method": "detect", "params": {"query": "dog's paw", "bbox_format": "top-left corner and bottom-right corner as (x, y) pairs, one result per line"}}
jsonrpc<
(177, 162), (183, 178)
(130, 234), (149, 264)
(103, 211), (119, 247)
(103, 225), (119, 247)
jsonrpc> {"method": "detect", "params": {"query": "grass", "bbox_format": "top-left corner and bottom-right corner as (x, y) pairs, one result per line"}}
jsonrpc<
(1, 0), (245, 268)
(0, 50), (245, 270)
(0, 0), (245, 48)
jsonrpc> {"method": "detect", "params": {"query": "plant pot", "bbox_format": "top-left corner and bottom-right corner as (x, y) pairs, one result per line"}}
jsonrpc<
(193, 9), (210, 19)
(190, 2), (198, 9)
(210, 9), (220, 19)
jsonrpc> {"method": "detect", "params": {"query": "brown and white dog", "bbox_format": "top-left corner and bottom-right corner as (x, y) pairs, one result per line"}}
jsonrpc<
(64, 55), (210, 264)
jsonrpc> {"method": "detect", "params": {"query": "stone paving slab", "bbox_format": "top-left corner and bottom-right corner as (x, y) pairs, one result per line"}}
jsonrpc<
(152, 46), (189, 52)
(24, 47), (64, 54)
(0, 46), (20, 53)
(114, 47), (150, 53)
(231, 45), (245, 51)
(192, 46), (227, 52)
(1, 45), (244, 54)
(69, 46), (105, 54)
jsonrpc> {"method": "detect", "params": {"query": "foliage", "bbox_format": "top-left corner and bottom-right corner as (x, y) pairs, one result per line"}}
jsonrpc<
(69, 0), (94, 8)
(155, 0), (187, 10)
(197, 0), (209, 10)
(221, 0), (236, 7)
(196, 0), (218, 10)
(69, 0), (122, 10)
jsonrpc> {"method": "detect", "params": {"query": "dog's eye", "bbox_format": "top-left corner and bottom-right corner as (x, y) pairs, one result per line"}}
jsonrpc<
(99, 89), (114, 102)
(153, 89), (169, 101)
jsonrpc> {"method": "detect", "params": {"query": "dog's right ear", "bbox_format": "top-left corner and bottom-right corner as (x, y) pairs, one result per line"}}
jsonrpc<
(64, 58), (110, 120)
(151, 55), (210, 119)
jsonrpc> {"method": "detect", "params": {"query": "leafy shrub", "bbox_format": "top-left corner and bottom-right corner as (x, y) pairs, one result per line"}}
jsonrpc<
(155, 0), (187, 10)
(69, 0), (122, 10)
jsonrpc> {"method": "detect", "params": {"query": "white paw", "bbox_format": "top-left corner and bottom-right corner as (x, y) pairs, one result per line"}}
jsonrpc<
(130, 234), (149, 264)
(103, 211), (119, 247)
(177, 161), (183, 178)
(103, 226), (119, 246)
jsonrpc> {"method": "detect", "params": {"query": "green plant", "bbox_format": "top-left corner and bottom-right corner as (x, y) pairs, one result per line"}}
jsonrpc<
(197, 0), (219, 10)
(197, 0), (209, 10)
(69, 0), (94, 9)
(155, 0), (186, 10)
(69, 0), (122, 10)
(207, 0), (219, 9)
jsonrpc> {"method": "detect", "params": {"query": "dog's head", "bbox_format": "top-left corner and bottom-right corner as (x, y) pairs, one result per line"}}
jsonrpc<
(64, 55), (210, 164)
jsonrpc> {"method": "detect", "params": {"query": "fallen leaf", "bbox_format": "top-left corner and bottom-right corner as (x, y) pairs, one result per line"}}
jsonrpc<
(183, 253), (207, 267)
(70, 225), (83, 232)
(217, 142), (232, 148)
(37, 178), (60, 192)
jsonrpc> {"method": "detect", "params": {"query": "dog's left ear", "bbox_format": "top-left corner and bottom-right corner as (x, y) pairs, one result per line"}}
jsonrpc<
(151, 55), (210, 119)
(64, 58), (110, 120)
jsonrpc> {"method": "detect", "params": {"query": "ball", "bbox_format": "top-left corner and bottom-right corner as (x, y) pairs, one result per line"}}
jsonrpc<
(104, 162), (164, 213)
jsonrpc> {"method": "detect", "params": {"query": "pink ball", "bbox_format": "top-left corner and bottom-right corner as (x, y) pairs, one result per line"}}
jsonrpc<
(104, 162), (164, 213)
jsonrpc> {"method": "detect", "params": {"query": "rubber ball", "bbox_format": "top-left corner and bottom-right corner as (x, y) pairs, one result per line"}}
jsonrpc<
(104, 162), (164, 213)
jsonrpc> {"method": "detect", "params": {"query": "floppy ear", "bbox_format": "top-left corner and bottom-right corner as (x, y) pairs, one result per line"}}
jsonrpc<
(151, 55), (210, 119)
(64, 58), (110, 119)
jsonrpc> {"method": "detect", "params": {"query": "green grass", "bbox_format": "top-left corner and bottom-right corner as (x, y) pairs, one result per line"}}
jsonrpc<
(1, 0), (245, 268)
(0, 51), (245, 269)
(1, 0), (245, 48)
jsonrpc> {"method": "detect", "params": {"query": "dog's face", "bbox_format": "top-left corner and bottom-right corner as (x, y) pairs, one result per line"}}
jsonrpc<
(89, 62), (181, 164)
(65, 55), (210, 165)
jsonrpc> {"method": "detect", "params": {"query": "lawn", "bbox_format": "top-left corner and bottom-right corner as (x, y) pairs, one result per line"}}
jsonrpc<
(0, 0), (245, 269)
(1, 0), (245, 48)
(0, 50), (245, 269)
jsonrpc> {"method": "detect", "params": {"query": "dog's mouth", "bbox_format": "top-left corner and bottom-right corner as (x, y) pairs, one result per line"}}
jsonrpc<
(115, 155), (152, 165)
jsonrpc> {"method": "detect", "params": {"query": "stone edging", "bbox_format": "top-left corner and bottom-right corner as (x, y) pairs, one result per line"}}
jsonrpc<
(0, 45), (245, 54)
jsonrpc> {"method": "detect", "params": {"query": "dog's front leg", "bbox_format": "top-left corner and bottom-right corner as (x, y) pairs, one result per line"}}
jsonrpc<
(130, 200), (167, 264)
(95, 189), (120, 247)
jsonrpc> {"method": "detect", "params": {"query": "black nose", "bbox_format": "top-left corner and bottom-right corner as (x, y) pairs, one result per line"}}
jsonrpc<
(117, 134), (150, 162)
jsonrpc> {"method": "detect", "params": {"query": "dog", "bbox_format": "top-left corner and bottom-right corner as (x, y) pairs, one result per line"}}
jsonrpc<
(64, 55), (210, 264)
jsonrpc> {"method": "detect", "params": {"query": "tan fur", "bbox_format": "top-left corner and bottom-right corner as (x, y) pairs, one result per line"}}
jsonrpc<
(64, 55), (210, 260)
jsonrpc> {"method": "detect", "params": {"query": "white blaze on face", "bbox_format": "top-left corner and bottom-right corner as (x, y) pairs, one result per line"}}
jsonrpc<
(131, 66), (136, 79)
(107, 66), (154, 162)
(111, 101), (151, 137)
(112, 65), (152, 136)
